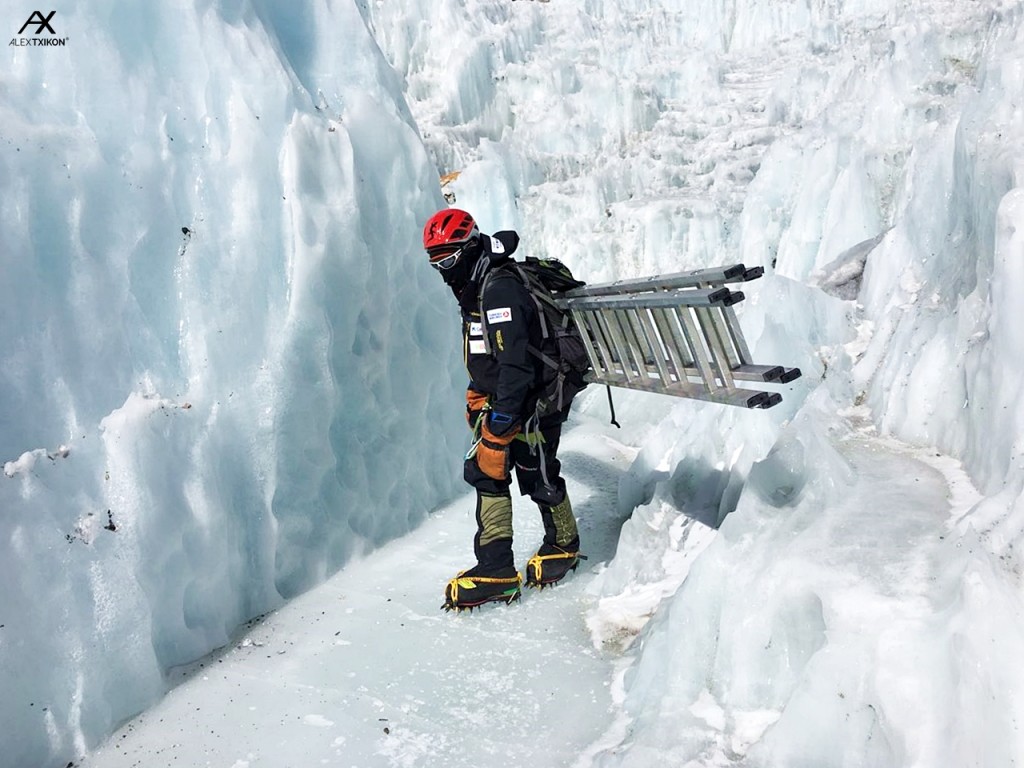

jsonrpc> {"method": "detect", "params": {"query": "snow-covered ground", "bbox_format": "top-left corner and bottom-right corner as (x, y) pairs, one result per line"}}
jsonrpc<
(81, 415), (633, 768)
(5, 0), (1024, 766)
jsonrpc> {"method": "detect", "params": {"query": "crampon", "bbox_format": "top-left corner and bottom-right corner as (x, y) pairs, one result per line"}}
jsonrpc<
(525, 547), (587, 589)
(442, 569), (522, 612)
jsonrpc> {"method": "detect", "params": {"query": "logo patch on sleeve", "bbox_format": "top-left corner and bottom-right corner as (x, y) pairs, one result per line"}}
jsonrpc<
(469, 340), (487, 355)
(486, 307), (513, 324)
(486, 235), (505, 254)
(469, 322), (483, 337)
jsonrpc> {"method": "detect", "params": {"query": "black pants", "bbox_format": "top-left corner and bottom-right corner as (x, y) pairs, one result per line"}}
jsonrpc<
(462, 422), (574, 571)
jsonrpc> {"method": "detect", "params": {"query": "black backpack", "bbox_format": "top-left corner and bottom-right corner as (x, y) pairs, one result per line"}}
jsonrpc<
(482, 257), (592, 417)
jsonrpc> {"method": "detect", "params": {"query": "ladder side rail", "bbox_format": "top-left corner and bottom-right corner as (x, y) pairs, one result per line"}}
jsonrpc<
(731, 364), (786, 382)
(583, 372), (777, 409)
(557, 288), (740, 312)
(560, 264), (752, 299)
(618, 360), (786, 391)
(742, 266), (765, 281)
(561, 276), (722, 298)
(676, 363), (786, 384)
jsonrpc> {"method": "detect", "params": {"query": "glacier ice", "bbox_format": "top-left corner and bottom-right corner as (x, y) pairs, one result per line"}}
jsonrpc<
(5, 0), (1024, 766)
(1, 2), (466, 765)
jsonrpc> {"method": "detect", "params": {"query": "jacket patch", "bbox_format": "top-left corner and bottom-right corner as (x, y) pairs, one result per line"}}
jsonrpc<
(486, 307), (513, 324)
(469, 322), (483, 337)
(496, 329), (505, 351)
(469, 340), (487, 355)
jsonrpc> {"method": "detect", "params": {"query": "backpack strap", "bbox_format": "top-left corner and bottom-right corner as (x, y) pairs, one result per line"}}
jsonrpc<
(478, 269), (494, 355)
(526, 344), (560, 371)
(511, 264), (551, 340)
(477, 263), (518, 355)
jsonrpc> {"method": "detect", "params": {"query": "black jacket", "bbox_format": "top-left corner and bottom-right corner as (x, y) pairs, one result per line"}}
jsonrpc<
(461, 232), (554, 423)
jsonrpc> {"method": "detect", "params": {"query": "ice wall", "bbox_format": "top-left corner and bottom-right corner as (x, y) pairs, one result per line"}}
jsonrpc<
(582, 2), (1024, 766)
(0, 2), (464, 765)
(856, 6), (1024, 542)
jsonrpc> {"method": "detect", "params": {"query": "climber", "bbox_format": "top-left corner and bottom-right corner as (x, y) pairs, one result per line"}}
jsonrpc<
(423, 207), (583, 611)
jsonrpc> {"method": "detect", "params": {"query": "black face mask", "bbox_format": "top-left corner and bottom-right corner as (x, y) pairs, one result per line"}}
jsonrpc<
(437, 240), (483, 302)
(439, 253), (474, 295)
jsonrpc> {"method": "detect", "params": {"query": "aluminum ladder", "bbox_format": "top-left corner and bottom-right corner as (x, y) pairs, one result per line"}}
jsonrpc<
(555, 264), (801, 409)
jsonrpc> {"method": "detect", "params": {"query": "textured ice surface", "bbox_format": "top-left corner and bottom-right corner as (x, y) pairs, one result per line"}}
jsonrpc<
(1, 3), (464, 765)
(5, 0), (1024, 767)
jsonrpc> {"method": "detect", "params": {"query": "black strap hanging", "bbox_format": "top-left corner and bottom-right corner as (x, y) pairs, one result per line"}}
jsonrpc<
(606, 384), (621, 428)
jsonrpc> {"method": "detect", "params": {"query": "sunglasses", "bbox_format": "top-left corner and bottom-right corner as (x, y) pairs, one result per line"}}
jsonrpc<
(429, 245), (465, 271)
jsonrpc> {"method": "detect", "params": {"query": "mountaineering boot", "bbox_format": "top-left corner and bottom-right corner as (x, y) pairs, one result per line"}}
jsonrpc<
(443, 491), (520, 611)
(526, 492), (584, 588)
(442, 564), (522, 611)
(525, 543), (582, 589)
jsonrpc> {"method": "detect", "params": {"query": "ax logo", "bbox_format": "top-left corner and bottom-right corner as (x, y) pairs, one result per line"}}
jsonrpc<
(18, 11), (56, 35)
(10, 10), (67, 47)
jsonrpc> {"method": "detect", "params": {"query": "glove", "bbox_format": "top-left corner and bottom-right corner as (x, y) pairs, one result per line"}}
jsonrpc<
(475, 412), (520, 480)
(466, 388), (489, 429)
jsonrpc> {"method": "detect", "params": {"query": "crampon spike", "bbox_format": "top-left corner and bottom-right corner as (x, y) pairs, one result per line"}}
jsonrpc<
(442, 570), (522, 613)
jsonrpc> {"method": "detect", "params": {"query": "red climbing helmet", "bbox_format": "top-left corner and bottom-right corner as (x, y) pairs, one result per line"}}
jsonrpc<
(423, 208), (480, 265)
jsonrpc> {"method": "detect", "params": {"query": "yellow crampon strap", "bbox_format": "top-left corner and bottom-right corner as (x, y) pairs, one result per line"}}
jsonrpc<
(525, 551), (577, 584)
(446, 572), (522, 605)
